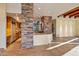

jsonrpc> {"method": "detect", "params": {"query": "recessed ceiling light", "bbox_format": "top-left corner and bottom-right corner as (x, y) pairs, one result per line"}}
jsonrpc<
(38, 8), (41, 10)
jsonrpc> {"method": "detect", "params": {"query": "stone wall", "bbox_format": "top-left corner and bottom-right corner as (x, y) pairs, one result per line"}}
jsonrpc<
(21, 3), (33, 48)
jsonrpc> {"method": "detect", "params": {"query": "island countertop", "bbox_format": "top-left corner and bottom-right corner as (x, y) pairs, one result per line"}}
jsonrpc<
(33, 32), (53, 35)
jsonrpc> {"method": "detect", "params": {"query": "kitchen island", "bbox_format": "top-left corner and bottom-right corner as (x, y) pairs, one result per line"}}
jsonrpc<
(33, 33), (53, 46)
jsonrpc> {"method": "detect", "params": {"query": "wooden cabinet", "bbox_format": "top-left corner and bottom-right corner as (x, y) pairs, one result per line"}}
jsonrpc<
(6, 16), (21, 47)
(6, 36), (11, 47)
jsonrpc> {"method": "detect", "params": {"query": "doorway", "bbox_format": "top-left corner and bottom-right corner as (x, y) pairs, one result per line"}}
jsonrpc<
(52, 19), (56, 40)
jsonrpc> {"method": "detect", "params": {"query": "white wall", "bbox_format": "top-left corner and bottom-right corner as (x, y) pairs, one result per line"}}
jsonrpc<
(56, 17), (76, 37)
(75, 18), (79, 36)
(6, 3), (21, 13)
(0, 4), (6, 48)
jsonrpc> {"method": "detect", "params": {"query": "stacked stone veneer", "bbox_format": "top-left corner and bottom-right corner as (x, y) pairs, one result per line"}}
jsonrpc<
(21, 3), (33, 48)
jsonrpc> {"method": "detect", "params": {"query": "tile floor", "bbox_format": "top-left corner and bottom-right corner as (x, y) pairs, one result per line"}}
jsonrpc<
(63, 45), (79, 56)
(0, 37), (79, 56)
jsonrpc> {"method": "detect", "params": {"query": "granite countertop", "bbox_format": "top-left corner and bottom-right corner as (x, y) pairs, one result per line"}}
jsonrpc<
(34, 32), (52, 35)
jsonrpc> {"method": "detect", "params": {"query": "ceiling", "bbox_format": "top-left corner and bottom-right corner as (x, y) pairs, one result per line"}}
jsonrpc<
(7, 3), (79, 21)
(34, 3), (79, 19)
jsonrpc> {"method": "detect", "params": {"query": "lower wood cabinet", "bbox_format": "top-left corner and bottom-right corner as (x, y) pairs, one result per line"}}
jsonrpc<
(6, 36), (11, 47)
(6, 31), (21, 47)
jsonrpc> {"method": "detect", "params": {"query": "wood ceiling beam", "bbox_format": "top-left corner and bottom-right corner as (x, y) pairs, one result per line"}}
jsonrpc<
(58, 6), (79, 17)
(69, 11), (79, 18)
(64, 9), (79, 17)
(74, 14), (79, 18)
(74, 14), (79, 17)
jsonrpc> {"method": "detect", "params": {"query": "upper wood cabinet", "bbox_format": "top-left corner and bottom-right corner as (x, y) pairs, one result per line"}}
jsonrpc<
(6, 3), (21, 13)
